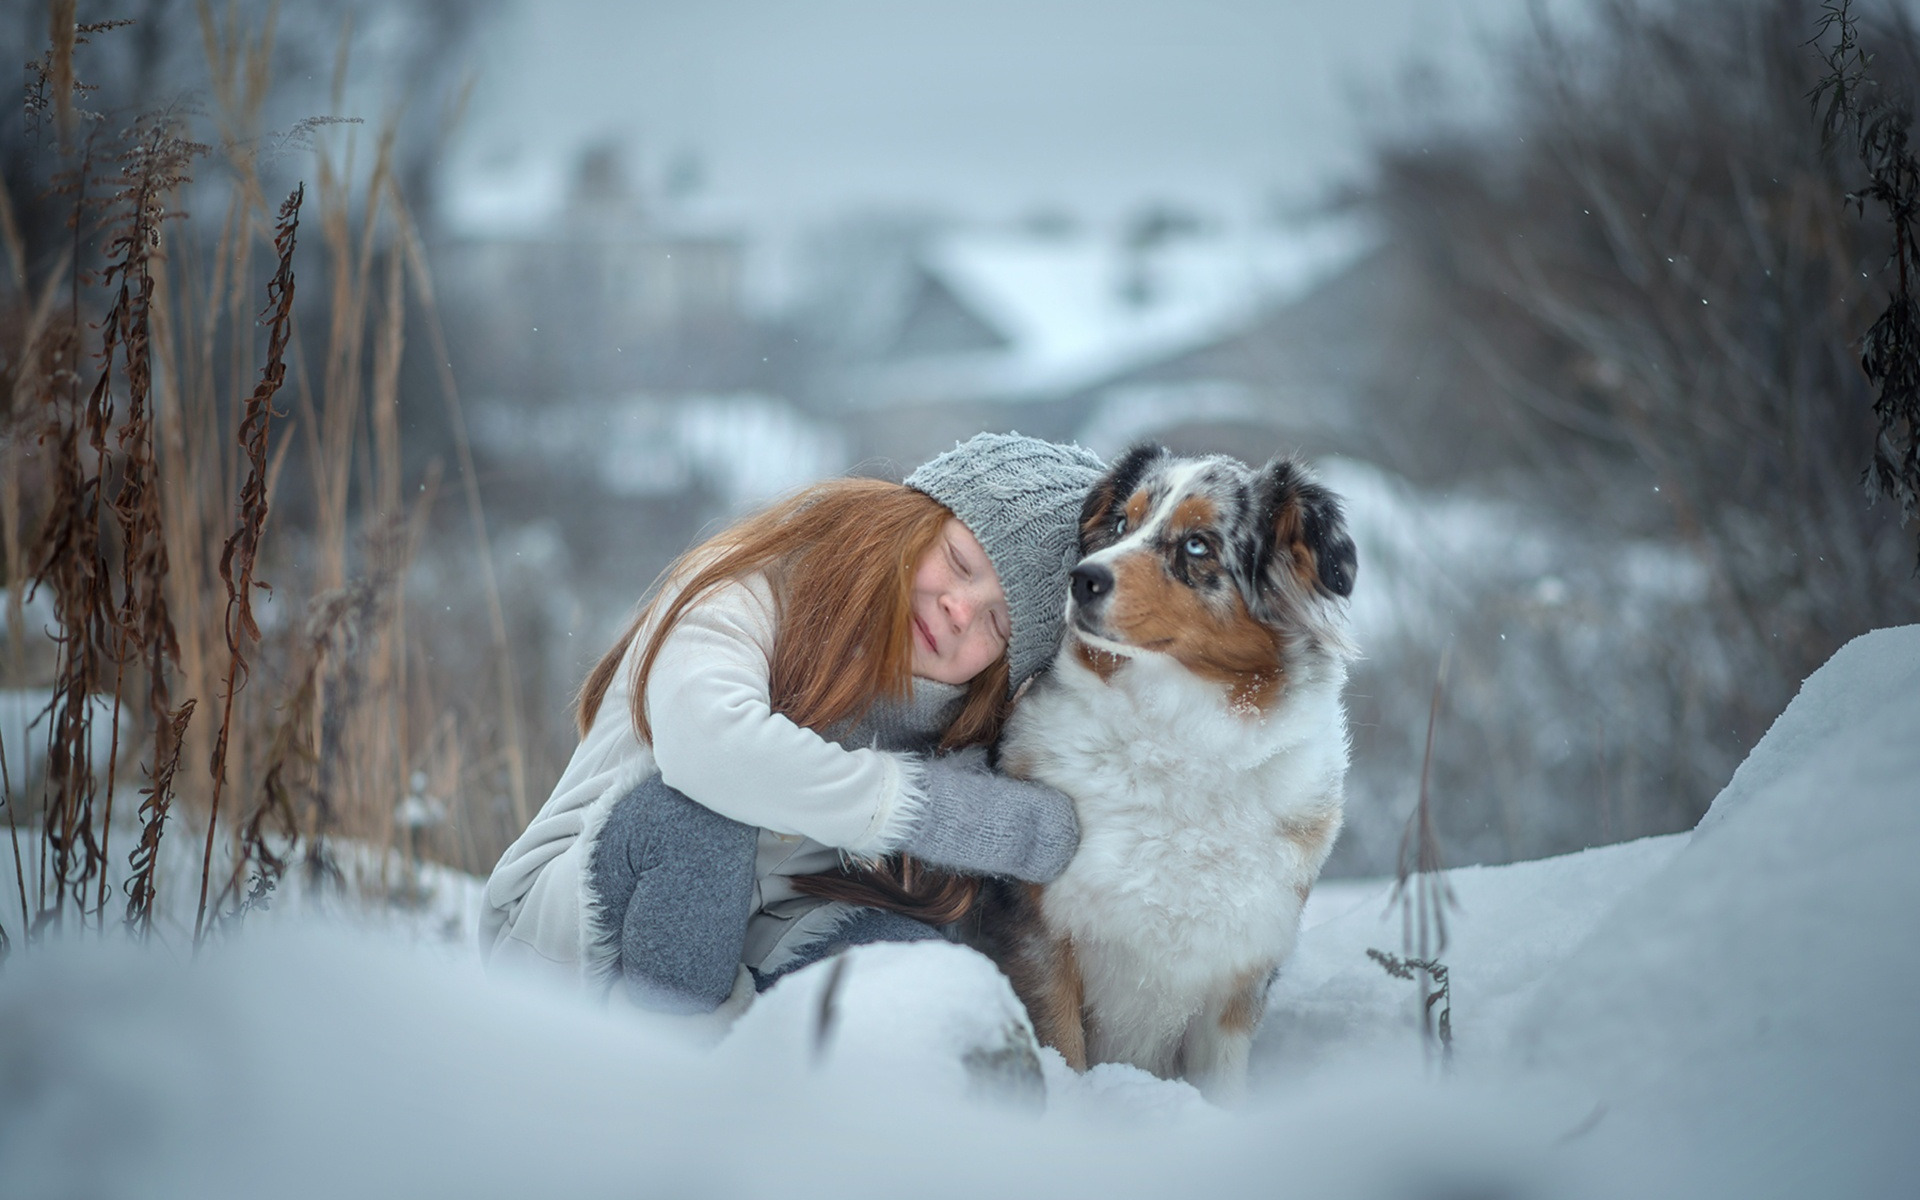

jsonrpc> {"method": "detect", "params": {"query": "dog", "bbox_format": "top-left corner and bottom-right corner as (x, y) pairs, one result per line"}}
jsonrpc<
(970, 444), (1357, 1101)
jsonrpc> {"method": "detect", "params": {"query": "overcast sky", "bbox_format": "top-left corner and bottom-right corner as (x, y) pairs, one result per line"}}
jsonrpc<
(442, 0), (1571, 300)
(453, 1), (1575, 220)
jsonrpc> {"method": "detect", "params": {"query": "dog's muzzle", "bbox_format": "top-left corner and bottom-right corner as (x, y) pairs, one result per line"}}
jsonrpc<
(1068, 562), (1114, 636)
(1070, 562), (1113, 609)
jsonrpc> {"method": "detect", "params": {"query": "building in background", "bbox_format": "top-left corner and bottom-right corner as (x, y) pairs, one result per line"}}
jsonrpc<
(804, 209), (1380, 467)
(435, 142), (756, 397)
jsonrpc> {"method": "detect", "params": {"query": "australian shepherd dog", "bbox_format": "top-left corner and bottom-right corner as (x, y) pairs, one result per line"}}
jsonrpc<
(971, 444), (1358, 1101)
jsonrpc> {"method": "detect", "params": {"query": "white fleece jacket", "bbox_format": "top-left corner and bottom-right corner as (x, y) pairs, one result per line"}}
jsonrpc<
(478, 572), (938, 989)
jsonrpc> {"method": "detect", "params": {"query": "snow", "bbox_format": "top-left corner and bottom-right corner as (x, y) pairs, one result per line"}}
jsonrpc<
(842, 216), (1374, 408)
(1515, 624), (1920, 1199)
(1, 820), (485, 954)
(1262, 833), (1688, 1082)
(925, 217), (1371, 389)
(1694, 623), (1920, 835)
(3, 625), (1917, 1199)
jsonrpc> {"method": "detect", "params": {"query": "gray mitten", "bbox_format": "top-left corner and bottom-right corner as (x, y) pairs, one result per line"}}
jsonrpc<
(898, 750), (1080, 883)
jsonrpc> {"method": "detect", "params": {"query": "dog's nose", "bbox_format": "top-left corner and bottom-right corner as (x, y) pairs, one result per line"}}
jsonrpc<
(1071, 563), (1114, 608)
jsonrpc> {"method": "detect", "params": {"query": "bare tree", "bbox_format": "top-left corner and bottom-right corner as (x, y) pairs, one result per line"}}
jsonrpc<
(1339, 0), (1920, 869)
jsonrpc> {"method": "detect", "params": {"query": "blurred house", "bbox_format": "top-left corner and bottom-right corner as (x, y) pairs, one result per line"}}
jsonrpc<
(429, 144), (847, 735)
(808, 212), (1381, 468)
(435, 144), (755, 396)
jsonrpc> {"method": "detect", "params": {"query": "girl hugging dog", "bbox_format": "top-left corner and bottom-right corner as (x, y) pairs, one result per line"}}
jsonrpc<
(479, 433), (1103, 1031)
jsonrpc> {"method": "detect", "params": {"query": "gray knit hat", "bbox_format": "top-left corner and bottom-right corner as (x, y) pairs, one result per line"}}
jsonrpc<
(906, 433), (1105, 694)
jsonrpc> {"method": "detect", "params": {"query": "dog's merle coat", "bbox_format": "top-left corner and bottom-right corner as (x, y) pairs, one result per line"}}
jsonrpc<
(968, 446), (1357, 1100)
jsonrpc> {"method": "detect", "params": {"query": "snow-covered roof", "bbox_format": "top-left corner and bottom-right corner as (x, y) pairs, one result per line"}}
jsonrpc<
(844, 215), (1375, 408)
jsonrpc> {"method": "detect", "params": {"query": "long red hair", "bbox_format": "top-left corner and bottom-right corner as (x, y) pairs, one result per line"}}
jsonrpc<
(575, 478), (1004, 923)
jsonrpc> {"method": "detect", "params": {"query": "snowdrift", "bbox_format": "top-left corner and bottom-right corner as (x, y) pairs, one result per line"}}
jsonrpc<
(1518, 625), (1920, 1199)
(3, 626), (1916, 1200)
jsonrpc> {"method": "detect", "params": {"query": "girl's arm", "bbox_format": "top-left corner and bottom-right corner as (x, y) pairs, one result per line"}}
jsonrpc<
(644, 577), (927, 858)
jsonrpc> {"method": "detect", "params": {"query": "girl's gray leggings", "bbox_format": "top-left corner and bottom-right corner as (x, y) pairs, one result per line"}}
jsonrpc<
(585, 773), (940, 1013)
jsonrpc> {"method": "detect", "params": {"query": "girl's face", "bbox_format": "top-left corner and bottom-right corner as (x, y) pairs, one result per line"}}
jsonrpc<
(910, 519), (1009, 684)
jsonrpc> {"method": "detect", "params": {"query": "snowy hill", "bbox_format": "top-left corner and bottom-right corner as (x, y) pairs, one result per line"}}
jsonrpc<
(3, 626), (1916, 1199)
(1517, 626), (1920, 1198)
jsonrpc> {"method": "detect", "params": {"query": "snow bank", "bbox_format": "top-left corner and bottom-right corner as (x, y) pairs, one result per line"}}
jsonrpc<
(1260, 834), (1687, 1082)
(1514, 624), (1920, 1200)
(716, 939), (1046, 1106)
(0, 929), (1554, 1200)
(1694, 623), (1920, 834)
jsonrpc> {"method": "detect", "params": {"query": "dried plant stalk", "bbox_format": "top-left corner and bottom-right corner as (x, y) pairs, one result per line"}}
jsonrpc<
(101, 112), (207, 940)
(29, 396), (110, 933)
(210, 620), (320, 924)
(124, 699), (195, 936)
(48, 0), (76, 146)
(1367, 949), (1453, 1063)
(395, 204), (530, 828)
(0, 162), (27, 292)
(5, 245), (76, 942)
(213, 517), (410, 924)
(8, 13), (528, 936)
(1391, 647), (1457, 961)
(28, 133), (117, 935)
(311, 518), (407, 885)
(2, 712), (24, 943)
(1374, 647), (1459, 1069)
(193, 184), (301, 947)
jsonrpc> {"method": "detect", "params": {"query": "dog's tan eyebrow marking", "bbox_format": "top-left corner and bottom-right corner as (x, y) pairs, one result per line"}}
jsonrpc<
(1173, 495), (1216, 533)
(1123, 490), (1152, 528)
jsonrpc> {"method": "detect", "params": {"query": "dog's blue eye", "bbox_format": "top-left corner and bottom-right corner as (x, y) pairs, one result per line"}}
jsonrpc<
(1184, 535), (1210, 558)
(1114, 515), (1128, 534)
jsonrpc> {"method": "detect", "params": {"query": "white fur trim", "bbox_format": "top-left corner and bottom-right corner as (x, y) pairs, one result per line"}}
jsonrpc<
(574, 759), (660, 995)
(842, 751), (930, 862)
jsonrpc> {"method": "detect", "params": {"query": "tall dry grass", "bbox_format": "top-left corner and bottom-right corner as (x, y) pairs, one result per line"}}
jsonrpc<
(0, 11), (524, 950)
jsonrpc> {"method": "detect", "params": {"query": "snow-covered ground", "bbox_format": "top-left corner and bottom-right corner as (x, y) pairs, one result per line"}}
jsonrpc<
(3, 626), (1916, 1199)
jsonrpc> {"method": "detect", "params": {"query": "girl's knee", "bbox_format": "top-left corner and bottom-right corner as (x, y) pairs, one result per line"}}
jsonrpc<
(598, 774), (754, 873)
(641, 776), (758, 855)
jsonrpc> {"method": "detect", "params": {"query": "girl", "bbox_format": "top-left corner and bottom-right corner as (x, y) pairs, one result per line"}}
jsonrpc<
(480, 434), (1104, 1025)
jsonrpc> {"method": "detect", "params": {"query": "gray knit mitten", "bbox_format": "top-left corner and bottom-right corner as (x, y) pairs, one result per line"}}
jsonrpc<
(899, 750), (1080, 883)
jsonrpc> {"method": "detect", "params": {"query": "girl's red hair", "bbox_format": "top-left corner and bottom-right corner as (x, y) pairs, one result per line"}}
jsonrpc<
(575, 478), (1007, 924)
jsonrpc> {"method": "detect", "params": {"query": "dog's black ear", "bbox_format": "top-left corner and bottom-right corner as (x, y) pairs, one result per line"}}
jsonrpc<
(1251, 457), (1357, 600)
(1078, 443), (1167, 553)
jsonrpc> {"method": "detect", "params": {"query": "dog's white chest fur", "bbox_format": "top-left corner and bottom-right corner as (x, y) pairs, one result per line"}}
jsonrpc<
(1001, 648), (1348, 1076)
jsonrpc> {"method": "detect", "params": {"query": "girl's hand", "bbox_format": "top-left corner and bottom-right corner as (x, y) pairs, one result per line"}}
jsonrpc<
(899, 754), (1080, 883)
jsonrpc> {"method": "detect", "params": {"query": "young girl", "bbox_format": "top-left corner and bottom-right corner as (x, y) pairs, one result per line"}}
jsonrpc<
(480, 434), (1104, 1023)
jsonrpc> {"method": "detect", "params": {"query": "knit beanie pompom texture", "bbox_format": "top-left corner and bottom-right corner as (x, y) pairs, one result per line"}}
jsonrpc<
(905, 433), (1105, 693)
